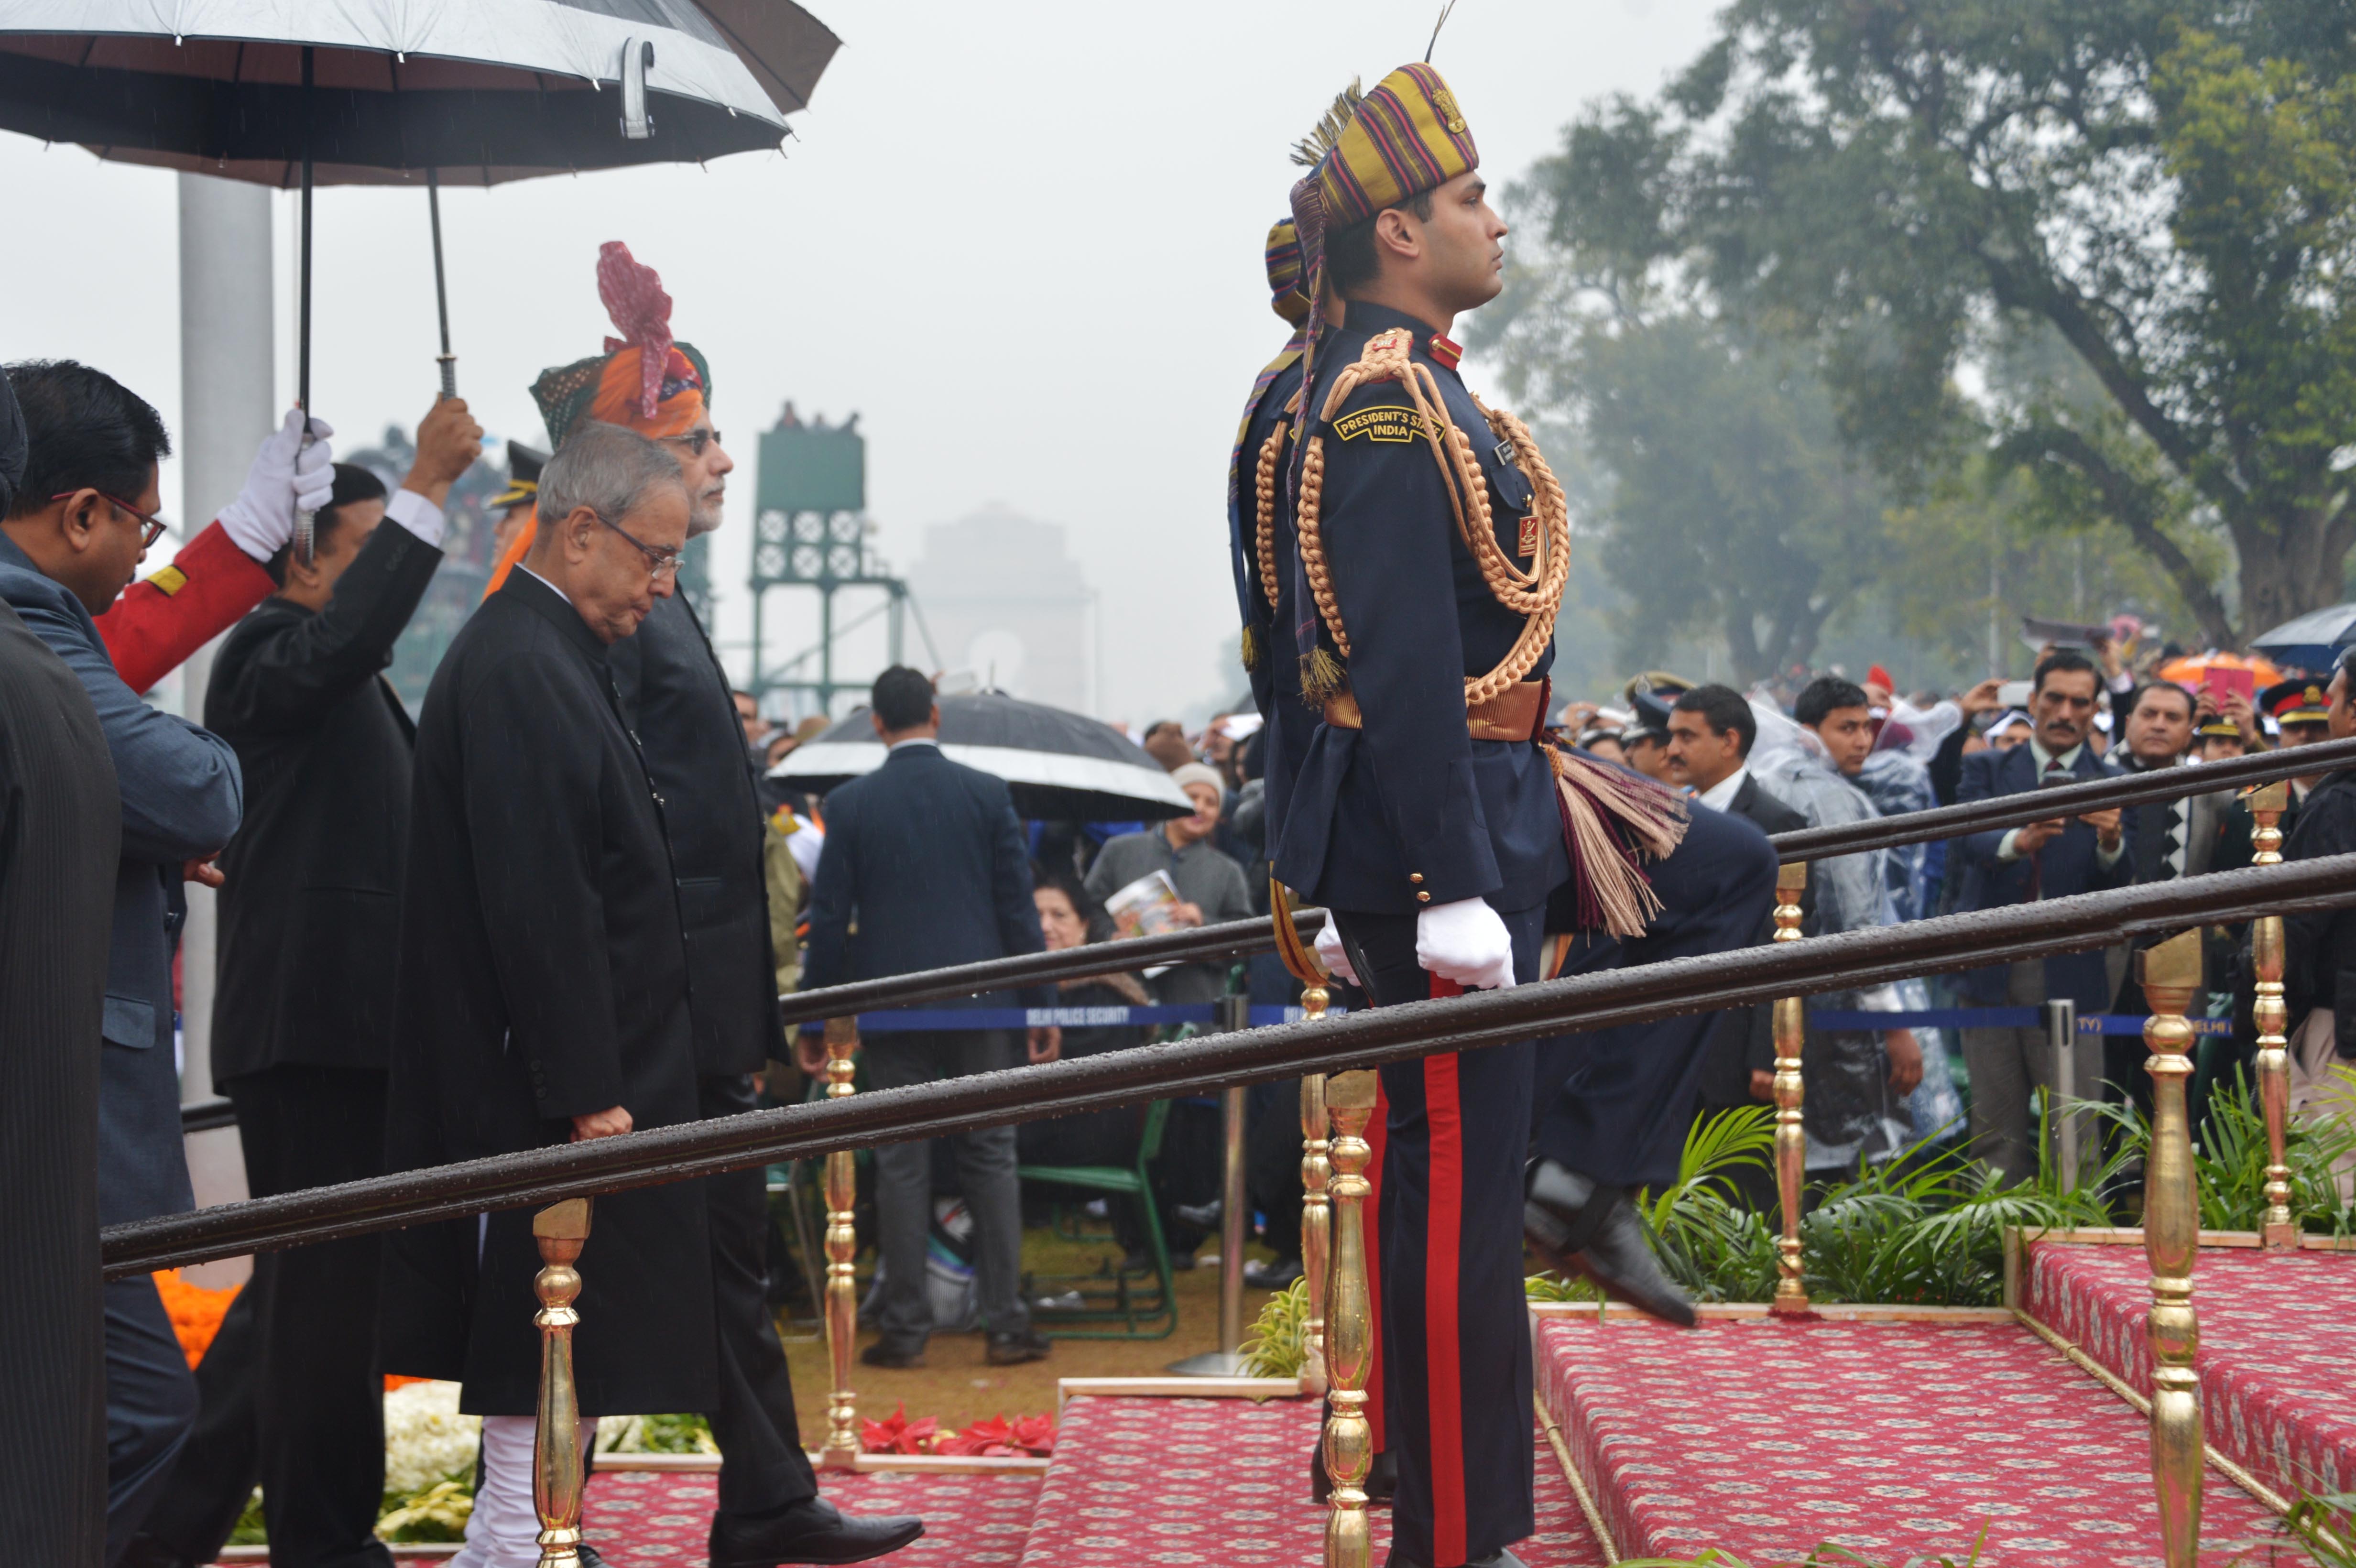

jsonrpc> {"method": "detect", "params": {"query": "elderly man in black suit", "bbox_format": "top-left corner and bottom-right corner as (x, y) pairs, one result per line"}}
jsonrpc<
(0, 361), (245, 1565)
(124, 400), (481, 1568)
(1668, 684), (1810, 1196)
(800, 666), (1055, 1370)
(383, 425), (919, 1568)
(0, 365), (122, 1568)
(1953, 650), (2134, 1184)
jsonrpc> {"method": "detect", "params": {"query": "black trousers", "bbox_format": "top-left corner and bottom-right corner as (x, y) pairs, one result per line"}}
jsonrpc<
(104, 1276), (200, 1567)
(1333, 903), (1544, 1568)
(701, 1074), (822, 1517)
(137, 1066), (390, 1568)
(1532, 802), (1780, 1190)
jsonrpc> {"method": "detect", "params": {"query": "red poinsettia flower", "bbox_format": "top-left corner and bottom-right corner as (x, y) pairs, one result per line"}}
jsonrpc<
(859, 1402), (938, 1456)
(938, 1413), (1056, 1458)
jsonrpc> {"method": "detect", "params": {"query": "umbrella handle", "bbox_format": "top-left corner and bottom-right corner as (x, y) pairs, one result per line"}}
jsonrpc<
(427, 169), (457, 399)
(292, 421), (319, 567)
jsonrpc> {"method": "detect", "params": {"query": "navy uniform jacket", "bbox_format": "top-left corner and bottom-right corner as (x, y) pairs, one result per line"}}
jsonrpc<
(1227, 340), (1314, 867)
(1269, 301), (1569, 916)
(1951, 740), (2135, 1012)
(0, 531), (242, 1226)
(800, 742), (1049, 1011)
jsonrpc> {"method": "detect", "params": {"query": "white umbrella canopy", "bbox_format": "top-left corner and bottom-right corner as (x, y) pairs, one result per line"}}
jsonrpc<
(0, 0), (838, 185)
(773, 694), (1200, 823)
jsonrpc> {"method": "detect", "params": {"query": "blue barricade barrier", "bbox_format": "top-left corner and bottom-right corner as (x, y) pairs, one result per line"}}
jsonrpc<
(848, 1003), (1347, 1033)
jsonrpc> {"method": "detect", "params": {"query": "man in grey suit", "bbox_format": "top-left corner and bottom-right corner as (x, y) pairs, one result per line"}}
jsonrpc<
(800, 667), (1056, 1370)
(0, 361), (249, 1563)
(0, 363), (123, 1568)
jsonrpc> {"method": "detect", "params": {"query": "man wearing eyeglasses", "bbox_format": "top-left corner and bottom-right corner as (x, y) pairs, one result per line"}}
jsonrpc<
(0, 358), (247, 1561)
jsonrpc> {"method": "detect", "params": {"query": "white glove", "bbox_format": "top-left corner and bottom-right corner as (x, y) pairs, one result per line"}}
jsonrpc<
(1415, 897), (1517, 992)
(216, 408), (336, 561)
(1313, 911), (1359, 987)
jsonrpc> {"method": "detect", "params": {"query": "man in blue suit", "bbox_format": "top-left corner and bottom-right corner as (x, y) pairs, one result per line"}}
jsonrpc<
(1952, 649), (2132, 1183)
(0, 361), (245, 1562)
(799, 666), (1055, 1369)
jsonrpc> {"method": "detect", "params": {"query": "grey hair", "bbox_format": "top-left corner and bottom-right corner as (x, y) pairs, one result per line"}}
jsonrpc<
(534, 421), (684, 536)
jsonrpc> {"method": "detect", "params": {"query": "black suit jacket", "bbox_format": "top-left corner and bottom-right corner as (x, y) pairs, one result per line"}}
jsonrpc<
(609, 591), (779, 1075)
(801, 742), (1046, 1009)
(1695, 772), (1811, 1109)
(0, 600), (119, 1562)
(204, 518), (442, 1080)
(382, 571), (713, 1416)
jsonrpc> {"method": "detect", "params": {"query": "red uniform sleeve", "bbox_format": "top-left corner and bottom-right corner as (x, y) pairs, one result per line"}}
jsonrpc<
(95, 520), (276, 695)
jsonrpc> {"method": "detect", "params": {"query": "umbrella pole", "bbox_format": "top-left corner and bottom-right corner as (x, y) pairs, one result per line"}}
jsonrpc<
(427, 167), (456, 398)
(294, 44), (317, 565)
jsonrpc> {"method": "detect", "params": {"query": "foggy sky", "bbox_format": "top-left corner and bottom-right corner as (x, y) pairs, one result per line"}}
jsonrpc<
(0, 0), (1717, 723)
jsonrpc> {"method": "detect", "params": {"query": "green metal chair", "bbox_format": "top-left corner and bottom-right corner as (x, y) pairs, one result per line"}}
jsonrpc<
(1017, 1098), (1178, 1339)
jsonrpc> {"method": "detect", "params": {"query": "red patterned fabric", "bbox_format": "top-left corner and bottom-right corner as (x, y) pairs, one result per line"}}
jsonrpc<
(2022, 1240), (2356, 1501)
(595, 240), (678, 419)
(583, 1467), (1041, 1564)
(1534, 1314), (2283, 1563)
(1015, 1394), (1603, 1566)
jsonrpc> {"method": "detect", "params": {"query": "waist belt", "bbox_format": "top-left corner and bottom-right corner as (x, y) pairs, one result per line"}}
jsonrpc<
(1322, 681), (1547, 743)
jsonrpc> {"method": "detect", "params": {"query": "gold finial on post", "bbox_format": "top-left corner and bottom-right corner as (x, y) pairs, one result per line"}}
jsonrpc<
(2139, 928), (2205, 1568)
(1321, 1068), (1379, 1568)
(1770, 859), (1810, 1317)
(819, 1015), (862, 1467)
(2247, 782), (2298, 1251)
(531, 1198), (592, 1568)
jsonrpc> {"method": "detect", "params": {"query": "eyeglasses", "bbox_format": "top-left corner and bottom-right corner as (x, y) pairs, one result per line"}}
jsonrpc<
(658, 428), (724, 457)
(52, 490), (169, 548)
(591, 510), (684, 584)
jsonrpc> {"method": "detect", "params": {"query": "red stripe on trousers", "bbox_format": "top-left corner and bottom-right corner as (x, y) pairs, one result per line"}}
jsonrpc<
(1424, 978), (1468, 1566)
(1363, 1079), (1388, 1454)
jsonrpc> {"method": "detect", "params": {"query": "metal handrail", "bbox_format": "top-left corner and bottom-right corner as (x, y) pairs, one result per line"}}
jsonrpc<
(179, 736), (2356, 1135)
(114, 852), (2356, 1278)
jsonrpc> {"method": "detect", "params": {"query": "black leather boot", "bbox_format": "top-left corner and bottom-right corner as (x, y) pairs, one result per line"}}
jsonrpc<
(1523, 1158), (1697, 1328)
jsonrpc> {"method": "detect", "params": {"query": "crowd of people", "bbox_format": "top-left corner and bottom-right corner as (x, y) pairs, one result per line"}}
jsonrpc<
(4, 168), (2355, 1568)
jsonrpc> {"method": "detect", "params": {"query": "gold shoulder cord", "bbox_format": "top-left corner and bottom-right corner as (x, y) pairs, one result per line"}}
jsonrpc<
(1290, 328), (1571, 705)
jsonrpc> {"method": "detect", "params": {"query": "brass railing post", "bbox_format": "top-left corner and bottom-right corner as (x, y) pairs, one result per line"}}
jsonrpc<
(531, 1198), (591, 1568)
(1321, 1068), (1378, 1568)
(819, 1015), (861, 1468)
(2140, 928), (2204, 1568)
(1299, 995), (1332, 1395)
(1770, 860), (1810, 1316)
(2248, 782), (2298, 1250)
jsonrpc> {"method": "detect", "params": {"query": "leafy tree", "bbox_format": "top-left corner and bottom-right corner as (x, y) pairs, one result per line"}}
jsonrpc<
(1527, 0), (2356, 647)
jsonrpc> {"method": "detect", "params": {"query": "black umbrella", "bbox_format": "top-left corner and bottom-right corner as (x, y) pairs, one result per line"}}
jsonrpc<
(0, 3), (840, 546)
(771, 693), (1199, 823)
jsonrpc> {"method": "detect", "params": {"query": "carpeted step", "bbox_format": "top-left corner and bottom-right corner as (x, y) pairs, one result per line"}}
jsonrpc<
(1013, 1393), (1605, 1567)
(584, 1466), (1043, 1565)
(1537, 1311), (2285, 1564)
(2020, 1237), (2356, 1501)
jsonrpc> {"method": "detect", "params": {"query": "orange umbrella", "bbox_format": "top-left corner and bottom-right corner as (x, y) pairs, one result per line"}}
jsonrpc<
(2156, 650), (2284, 689)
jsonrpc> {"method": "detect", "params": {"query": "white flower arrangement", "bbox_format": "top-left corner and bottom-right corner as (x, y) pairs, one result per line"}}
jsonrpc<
(382, 1380), (481, 1496)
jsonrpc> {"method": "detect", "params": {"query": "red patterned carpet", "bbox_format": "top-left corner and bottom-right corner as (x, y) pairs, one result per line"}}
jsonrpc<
(1011, 1394), (1605, 1567)
(1536, 1312), (2288, 1565)
(583, 1467), (1042, 1564)
(2022, 1239), (2356, 1502)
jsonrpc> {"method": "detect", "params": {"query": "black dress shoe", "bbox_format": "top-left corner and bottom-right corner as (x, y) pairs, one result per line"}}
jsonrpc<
(710, 1497), (925, 1567)
(860, 1339), (925, 1369)
(1385, 1550), (1525, 1568)
(986, 1327), (1053, 1365)
(1524, 1159), (1697, 1328)
(1308, 1440), (1397, 1503)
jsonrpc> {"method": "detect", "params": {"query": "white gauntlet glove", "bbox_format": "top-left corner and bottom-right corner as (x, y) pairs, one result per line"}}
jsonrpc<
(1313, 911), (1359, 987)
(216, 408), (336, 561)
(1415, 897), (1516, 992)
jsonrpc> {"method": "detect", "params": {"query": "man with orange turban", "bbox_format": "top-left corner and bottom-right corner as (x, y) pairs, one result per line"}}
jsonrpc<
(461, 244), (921, 1568)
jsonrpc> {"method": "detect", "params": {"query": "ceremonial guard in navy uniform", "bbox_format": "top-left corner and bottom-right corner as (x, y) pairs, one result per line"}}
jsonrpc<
(1254, 66), (1775, 1568)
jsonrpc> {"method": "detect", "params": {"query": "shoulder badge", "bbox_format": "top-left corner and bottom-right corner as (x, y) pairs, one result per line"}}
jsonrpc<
(145, 565), (188, 597)
(1334, 405), (1435, 444)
